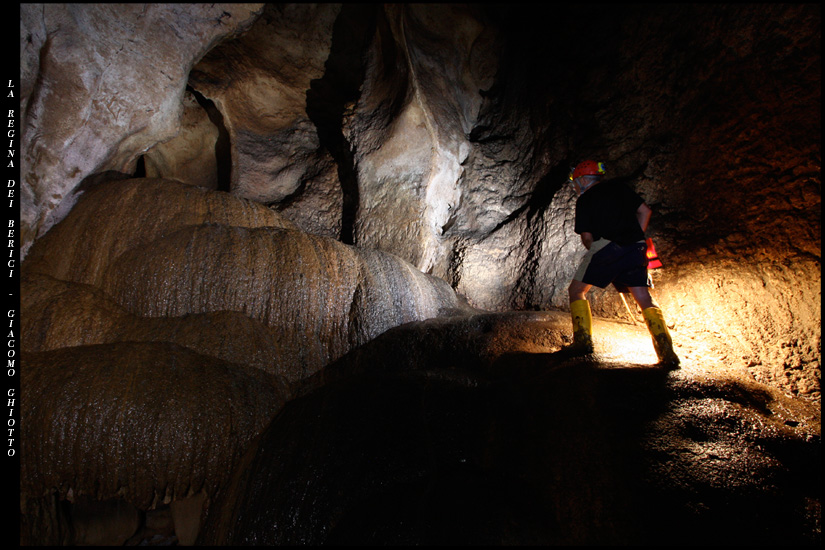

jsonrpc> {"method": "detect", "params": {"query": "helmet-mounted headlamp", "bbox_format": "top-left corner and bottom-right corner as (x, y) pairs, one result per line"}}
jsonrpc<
(569, 160), (606, 181)
(568, 160), (605, 195)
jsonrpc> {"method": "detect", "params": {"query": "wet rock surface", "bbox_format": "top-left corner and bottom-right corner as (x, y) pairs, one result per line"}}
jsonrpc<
(19, 3), (819, 401)
(18, 177), (477, 544)
(20, 341), (290, 545)
(16, 3), (820, 545)
(22, 178), (473, 383)
(21, 272), (287, 377)
(202, 312), (820, 546)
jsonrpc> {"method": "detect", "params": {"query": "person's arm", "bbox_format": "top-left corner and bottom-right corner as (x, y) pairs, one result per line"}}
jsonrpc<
(636, 203), (652, 232)
(580, 231), (594, 250)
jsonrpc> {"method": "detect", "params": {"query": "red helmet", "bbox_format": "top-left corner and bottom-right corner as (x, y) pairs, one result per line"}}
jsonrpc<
(570, 160), (606, 180)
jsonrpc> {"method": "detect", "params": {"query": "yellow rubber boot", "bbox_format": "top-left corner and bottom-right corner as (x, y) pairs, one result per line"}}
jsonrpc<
(642, 307), (680, 368)
(570, 299), (594, 354)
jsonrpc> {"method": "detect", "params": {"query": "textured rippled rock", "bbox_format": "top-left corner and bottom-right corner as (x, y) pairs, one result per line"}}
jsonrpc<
(22, 177), (296, 287)
(22, 272), (285, 377)
(20, 177), (475, 544)
(96, 223), (470, 378)
(20, 341), (289, 546)
(23, 178), (474, 382)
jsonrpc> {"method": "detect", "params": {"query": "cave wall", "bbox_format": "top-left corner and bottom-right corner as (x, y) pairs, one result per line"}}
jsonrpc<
(15, 2), (821, 544)
(17, 0), (820, 455)
(187, 4), (342, 206)
(19, 3), (265, 256)
(19, 3), (821, 394)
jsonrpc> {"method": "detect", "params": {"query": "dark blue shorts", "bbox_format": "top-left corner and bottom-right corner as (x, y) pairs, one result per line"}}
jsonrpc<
(573, 239), (649, 289)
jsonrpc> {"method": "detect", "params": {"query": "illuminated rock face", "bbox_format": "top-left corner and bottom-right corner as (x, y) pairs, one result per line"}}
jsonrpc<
(19, 3), (265, 255)
(17, 2), (820, 545)
(22, 178), (473, 383)
(20, 4), (820, 403)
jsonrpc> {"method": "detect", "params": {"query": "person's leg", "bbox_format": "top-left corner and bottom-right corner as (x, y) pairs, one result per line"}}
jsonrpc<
(629, 286), (679, 367)
(627, 285), (656, 310)
(568, 280), (593, 352)
(569, 279), (592, 303)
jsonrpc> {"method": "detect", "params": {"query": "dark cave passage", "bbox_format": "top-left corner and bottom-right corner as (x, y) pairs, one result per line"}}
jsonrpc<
(187, 86), (232, 193)
(306, 4), (378, 244)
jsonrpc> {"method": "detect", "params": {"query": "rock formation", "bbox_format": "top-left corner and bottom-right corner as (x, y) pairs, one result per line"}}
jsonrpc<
(19, 4), (820, 401)
(20, 176), (475, 544)
(22, 341), (289, 545)
(20, 3), (265, 254)
(200, 312), (820, 546)
(16, 2), (820, 546)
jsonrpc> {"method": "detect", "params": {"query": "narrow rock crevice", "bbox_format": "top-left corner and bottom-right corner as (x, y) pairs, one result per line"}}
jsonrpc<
(306, 4), (378, 244)
(187, 86), (232, 193)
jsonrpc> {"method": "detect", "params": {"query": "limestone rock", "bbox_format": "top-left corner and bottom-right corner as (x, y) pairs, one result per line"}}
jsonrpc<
(652, 258), (822, 401)
(18, 4), (821, 406)
(20, 341), (289, 543)
(23, 178), (475, 382)
(142, 90), (222, 190)
(68, 496), (142, 547)
(347, 4), (499, 274)
(200, 311), (820, 545)
(19, 175), (477, 543)
(188, 4), (341, 205)
(94, 222), (472, 379)
(19, 3), (265, 257)
(21, 272), (287, 380)
(23, 177), (296, 288)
